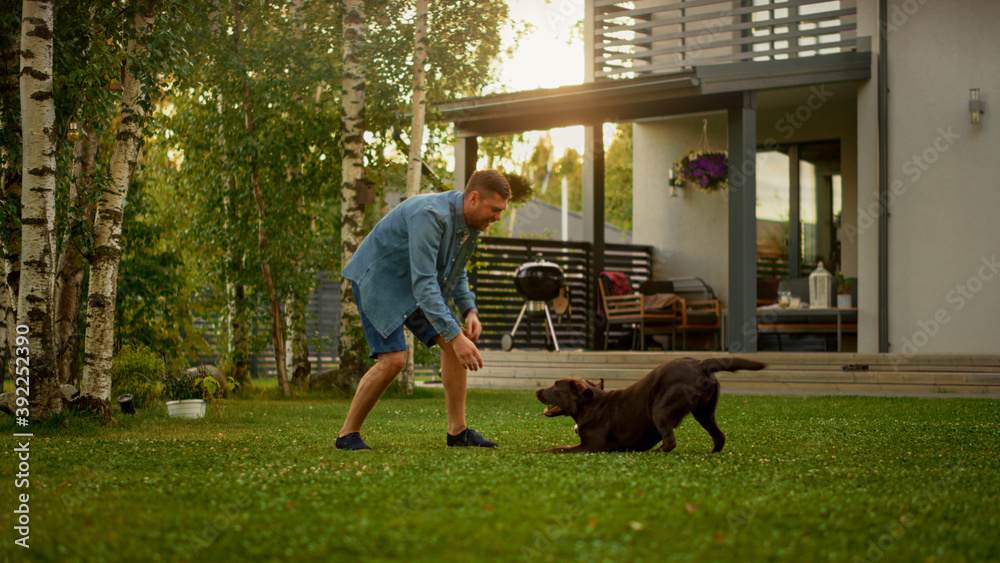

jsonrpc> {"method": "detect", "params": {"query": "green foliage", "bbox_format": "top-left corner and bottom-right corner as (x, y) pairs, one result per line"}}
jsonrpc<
(161, 366), (221, 402)
(518, 124), (634, 235)
(115, 176), (210, 364)
(502, 172), (534, 204)
(604, 123), (633, 232)
(111, 344), (166, 408)
(139, 0), (510, 374)
(412, 339), (440, 371)
(836, 271), (854, 294)
(535, 147), (583, 214)
(197, 367), (235, 402)
(7, 0), (511, 386)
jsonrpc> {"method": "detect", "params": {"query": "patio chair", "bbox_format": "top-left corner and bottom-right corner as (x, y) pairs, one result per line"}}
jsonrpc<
(598, 272), (679, 351)
(666, 276), (723, 350)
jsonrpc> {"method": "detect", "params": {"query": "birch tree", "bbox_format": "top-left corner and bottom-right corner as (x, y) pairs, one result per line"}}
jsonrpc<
(54, 124), (96, 385)
(221, 139), (250, 386)
(232, 0), (292, 398)
(398, 0), (428, 395)
(18, 0), (61, 419)
(79, 7), (153, 407)
(284, 0), (312, 389)
(1, 8), (20, 392)
(338, 0), (369, 389)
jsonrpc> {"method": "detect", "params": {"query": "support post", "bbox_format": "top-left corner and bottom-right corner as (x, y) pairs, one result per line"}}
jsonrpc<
(453, 136), (478, 191)
(727, 92), (757, 353)
(583, 123), (605, 349)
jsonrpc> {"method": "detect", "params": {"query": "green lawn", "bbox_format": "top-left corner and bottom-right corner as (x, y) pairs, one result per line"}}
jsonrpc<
(2, 382), (999, 562)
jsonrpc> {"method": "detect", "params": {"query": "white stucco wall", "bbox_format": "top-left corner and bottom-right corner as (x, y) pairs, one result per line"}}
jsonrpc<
(880, 0), (1000, 355)
(633, 114), (731, 301)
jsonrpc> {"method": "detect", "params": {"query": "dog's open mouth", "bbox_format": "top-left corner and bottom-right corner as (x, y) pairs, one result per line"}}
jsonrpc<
(542, 404), (563, 417)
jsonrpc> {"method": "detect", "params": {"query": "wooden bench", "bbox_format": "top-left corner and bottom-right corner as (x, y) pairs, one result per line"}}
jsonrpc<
(598, 273), (678, 351)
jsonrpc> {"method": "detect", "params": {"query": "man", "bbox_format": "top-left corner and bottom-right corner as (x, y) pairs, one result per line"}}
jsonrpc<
(336, 169), (511, 450)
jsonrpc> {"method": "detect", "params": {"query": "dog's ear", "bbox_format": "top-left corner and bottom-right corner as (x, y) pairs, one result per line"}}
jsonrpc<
(572, 379), (594, 399)
(598, 378), (605, 390)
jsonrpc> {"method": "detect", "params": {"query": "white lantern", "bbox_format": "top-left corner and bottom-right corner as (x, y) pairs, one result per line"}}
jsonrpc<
(809, 262), (834, 309)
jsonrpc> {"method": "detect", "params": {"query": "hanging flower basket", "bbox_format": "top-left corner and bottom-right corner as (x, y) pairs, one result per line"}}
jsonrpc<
(672, 150), (729, 193)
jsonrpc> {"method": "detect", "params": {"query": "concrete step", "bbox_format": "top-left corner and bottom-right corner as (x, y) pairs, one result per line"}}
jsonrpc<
(474, 351), (1000, 396)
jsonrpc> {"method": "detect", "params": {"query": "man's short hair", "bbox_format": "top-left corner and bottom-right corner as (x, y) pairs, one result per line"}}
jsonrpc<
(464, 169), (511, 200)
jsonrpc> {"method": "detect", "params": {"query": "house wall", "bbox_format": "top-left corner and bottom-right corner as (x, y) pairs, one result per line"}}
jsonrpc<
(878, 0), (1000, 355)
(635, 0), (999, 355)
(633, 113), (731, 300)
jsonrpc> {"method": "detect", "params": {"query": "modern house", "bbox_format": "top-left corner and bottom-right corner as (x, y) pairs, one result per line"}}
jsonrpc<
(439, 0), (1000, 359)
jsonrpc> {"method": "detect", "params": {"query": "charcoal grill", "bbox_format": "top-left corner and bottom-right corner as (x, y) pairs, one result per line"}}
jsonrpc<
(501, 259), (564, 352)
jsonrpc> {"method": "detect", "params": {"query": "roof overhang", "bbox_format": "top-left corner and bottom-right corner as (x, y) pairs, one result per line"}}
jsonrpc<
(437, 48), (871, 137)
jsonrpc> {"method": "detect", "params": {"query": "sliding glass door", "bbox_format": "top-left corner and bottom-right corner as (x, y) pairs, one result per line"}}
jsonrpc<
(756, 140), (842, 279)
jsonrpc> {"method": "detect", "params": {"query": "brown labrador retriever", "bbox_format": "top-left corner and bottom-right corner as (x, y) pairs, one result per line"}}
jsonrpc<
(535, 357), (766, 453)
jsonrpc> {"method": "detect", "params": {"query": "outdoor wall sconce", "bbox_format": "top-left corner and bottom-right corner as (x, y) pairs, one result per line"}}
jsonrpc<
(669, 169), (684, 198)
(970, 88), (984, 124)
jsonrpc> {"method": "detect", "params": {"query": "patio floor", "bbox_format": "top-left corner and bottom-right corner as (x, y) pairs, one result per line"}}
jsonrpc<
(473, 350), (1000, 397)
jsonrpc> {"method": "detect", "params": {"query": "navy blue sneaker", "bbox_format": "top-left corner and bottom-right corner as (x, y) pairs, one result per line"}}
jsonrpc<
(336, 432), (371, 450)
(447, 428), (497, 448)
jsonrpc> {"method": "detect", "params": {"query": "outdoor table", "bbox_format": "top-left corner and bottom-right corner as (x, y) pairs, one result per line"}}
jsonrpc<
(722, 307), (857, 352)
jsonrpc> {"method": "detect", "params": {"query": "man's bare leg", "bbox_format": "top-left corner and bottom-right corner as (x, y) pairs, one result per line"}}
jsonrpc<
(436, 335), (468, 436)
(338, 351), (407, 438)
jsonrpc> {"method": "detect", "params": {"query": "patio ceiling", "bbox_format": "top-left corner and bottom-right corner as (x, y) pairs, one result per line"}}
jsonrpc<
(437, 50), (870, 136)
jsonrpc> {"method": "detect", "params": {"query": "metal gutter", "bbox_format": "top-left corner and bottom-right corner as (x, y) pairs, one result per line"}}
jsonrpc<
(877, 0), (890, 353)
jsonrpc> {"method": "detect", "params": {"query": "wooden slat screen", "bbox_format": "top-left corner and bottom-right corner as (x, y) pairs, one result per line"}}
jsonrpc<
(594, 0), (858, 80)
(468, 237), (654, 351)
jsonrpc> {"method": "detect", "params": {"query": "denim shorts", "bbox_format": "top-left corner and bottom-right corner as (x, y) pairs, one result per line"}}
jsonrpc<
(351, 281), (439, 359)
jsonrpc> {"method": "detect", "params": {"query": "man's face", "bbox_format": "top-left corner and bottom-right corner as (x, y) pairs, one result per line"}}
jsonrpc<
(466, 190), (509, 231)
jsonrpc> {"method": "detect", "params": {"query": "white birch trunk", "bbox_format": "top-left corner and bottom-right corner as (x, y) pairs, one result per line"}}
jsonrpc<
(285, 0), (312, 388)
(80, 11), (151, 404)
(404, 0), (428, 199)
(338, 0), (369, 389)
(399, 0), (429, 395)
(211, 4), (250, 387)
(18, 0), (61, 419)
(284, 292), (310, 387)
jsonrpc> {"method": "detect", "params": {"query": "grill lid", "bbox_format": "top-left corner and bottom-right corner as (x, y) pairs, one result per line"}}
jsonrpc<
(514, 260), (564, 301)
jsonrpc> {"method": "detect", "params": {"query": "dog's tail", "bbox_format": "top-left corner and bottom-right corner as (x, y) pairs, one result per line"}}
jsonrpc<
(699, 357), (767, 374)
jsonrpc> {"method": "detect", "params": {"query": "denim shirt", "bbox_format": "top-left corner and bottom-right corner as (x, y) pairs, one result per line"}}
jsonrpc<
(342, 190), (478, 341)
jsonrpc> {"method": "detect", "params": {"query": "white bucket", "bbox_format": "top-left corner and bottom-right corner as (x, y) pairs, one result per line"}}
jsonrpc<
(166, 399), (206, 419)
